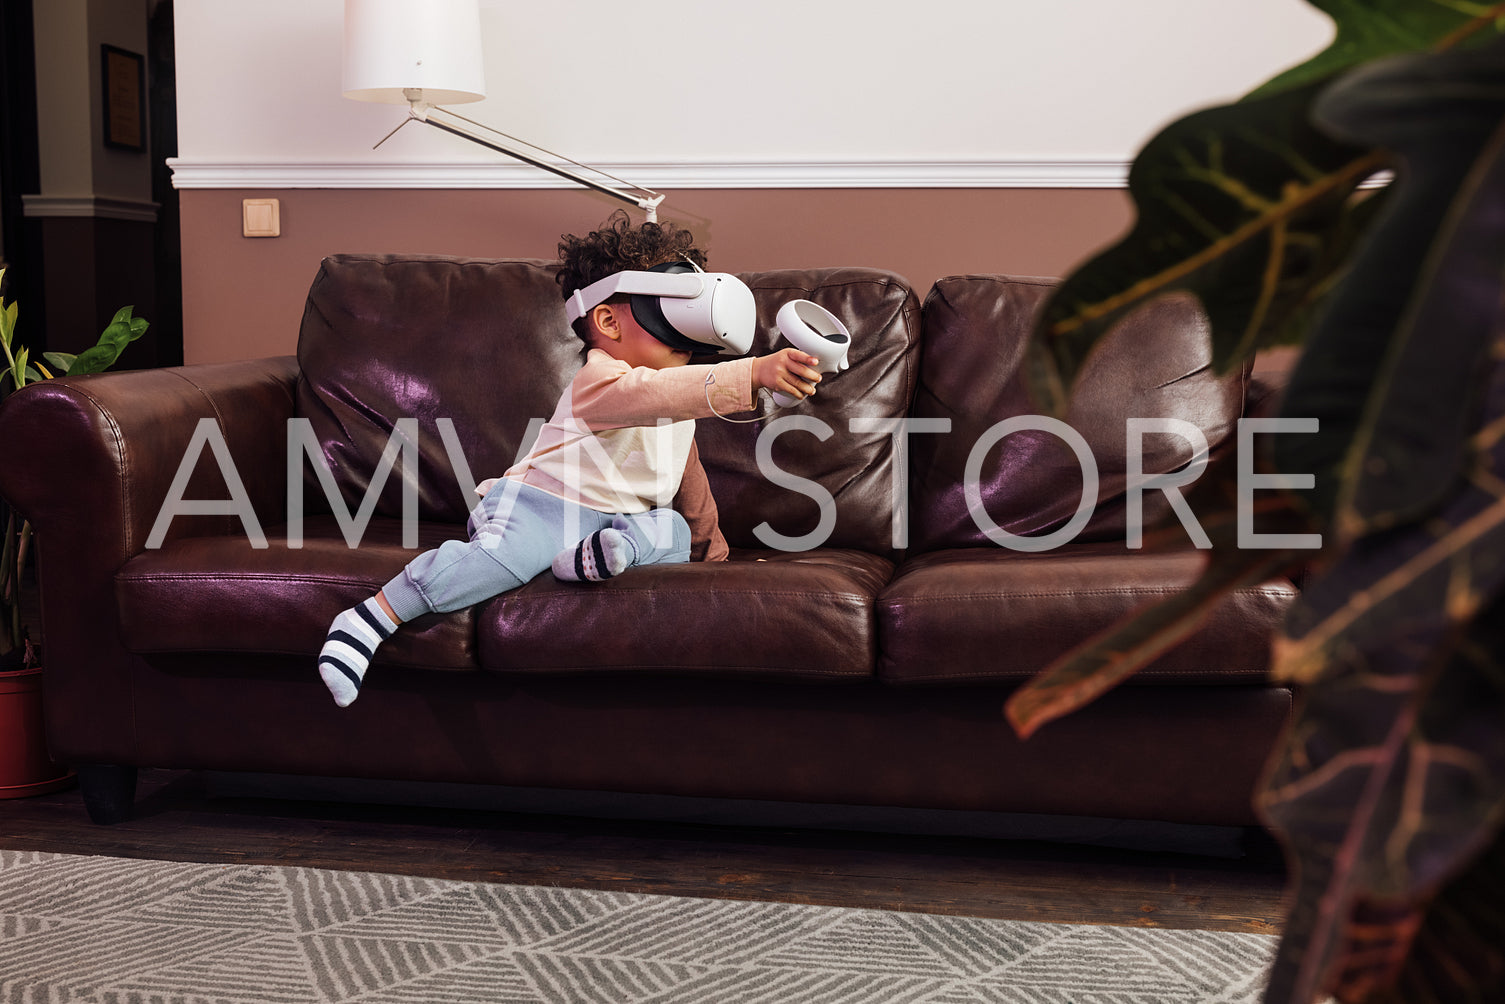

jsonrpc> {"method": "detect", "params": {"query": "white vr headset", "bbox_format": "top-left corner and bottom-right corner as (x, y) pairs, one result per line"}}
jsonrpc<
(565, 261), (756, 355)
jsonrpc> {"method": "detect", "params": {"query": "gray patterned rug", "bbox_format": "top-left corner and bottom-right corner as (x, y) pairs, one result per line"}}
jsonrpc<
(0, 850), (1276, 1003)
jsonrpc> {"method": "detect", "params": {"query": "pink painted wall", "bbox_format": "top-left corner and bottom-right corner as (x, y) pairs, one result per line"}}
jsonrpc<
(179, 188), (1134, 364)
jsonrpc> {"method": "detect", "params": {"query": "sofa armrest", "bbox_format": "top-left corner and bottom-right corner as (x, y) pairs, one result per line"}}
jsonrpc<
(0, 356), (298, 763)
(0, 357), (299, 550)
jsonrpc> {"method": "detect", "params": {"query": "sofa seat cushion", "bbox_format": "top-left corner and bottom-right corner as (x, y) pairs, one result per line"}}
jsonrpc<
(476, 548), (893, 681)
(116, 517), (479, 670)
(877, 542), (1295, 685)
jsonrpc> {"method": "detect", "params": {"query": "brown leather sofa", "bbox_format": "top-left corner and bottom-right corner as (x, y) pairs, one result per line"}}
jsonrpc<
(0, 255), (1296, 826)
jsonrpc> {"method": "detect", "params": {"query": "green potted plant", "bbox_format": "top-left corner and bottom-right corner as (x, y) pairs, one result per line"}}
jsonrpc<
(0, 266), (147, 796)
(1002, 3), (1505, 1001)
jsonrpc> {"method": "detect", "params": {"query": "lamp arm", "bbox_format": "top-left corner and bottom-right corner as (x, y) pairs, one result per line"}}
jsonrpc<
(410, 103), (666, 222)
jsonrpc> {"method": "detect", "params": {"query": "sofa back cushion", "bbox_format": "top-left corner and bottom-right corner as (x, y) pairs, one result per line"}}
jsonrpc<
(696, 268), (921, 551)
(296, 255), (921, 550)
(297, 255), (577, 525)
(907, 275), (1249, 552)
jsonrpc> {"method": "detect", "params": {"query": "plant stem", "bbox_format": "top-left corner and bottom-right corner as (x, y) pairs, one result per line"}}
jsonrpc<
(0, 509), (14, 654)
(1436, 3), (1505, 51)
(15, 519), (29, 590)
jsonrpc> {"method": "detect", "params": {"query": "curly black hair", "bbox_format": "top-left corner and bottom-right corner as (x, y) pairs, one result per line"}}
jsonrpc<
(556, 210), (708, 342)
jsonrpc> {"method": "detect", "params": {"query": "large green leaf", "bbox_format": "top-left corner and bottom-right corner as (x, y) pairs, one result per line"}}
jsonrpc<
(1027, 2), (1505, 418)
(1261, 580), (1505, 1003)
(1028, 79), (1383, 416)
(1259, 115), (1505, 997)
(41, 351), (76, 375)
(1253, 0), (1505, 98)
(1271, 346), (1505, 851)
(1014, 30), (1505, 770)
(66, 306), (148, 376)
(1274, 37), (1505, 540)
(1363, 827), (1505, 1003)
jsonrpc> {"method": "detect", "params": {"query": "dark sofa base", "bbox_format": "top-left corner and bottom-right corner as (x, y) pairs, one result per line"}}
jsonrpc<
(75, 763), (139, 825)
(61, 654), (1291, 828)
(134, 769), (1261, 857)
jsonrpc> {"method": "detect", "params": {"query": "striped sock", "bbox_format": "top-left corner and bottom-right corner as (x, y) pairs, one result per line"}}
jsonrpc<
(552, 527), (638, 582)
(318, 597), (398, 707)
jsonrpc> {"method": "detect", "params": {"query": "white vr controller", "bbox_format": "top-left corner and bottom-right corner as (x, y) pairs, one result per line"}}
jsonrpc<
(769, 299), (852, 408)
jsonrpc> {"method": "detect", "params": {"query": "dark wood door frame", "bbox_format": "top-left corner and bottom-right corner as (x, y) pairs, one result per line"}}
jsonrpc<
(0, 0), (43, 336)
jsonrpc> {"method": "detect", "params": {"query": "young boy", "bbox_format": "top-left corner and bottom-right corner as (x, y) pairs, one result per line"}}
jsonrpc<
(318, 213), (822, 707)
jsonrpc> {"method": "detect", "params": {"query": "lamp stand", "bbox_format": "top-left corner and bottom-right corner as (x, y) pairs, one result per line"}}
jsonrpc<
(384, 97), (666, 222)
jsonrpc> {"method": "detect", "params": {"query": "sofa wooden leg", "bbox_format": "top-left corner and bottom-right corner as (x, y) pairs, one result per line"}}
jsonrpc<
(76, 764), (137, 824)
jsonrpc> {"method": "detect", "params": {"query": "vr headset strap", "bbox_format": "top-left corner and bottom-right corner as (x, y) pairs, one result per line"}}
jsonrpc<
(565, 270), (705, 324)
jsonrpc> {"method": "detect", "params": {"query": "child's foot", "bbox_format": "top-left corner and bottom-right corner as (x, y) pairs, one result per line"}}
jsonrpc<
(318, 597), (398, 707)
(553, 527), (638, 582)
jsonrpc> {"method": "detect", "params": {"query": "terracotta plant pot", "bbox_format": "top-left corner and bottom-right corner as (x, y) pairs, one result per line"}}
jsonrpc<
(0, 666), (74, 797)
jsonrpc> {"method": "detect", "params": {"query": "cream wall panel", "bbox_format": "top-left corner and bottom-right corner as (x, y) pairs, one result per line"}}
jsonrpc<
(33, 0), (94, 198)
(172, 0), (1333, 185)
(86, 0), (153, 204)
(31, 0), (153, 207)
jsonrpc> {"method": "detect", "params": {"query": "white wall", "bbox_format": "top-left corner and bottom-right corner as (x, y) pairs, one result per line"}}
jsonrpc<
(171, 0), (1333, 188)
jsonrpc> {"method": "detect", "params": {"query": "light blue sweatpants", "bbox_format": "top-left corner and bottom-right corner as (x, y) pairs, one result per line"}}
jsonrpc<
(380, 479), (691, 623)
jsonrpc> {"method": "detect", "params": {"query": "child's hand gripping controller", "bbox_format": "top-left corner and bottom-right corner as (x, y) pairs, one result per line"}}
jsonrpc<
(770, 300), (852, 408)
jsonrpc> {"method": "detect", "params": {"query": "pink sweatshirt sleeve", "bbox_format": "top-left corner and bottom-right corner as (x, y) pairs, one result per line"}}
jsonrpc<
(676, 438), (730, 562)
(569, 350), (757, 428)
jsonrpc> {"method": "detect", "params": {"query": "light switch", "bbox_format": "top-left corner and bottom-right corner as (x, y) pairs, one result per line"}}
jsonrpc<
(242, 198), (281, 237)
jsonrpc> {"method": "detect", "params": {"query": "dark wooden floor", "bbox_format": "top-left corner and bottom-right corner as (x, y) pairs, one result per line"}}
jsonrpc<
(0, 768), (1289, 935)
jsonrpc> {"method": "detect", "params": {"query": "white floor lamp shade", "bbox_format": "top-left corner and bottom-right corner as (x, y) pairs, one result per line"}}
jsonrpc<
(342, 0), (486, 106)
(341, 0), (663, 220)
